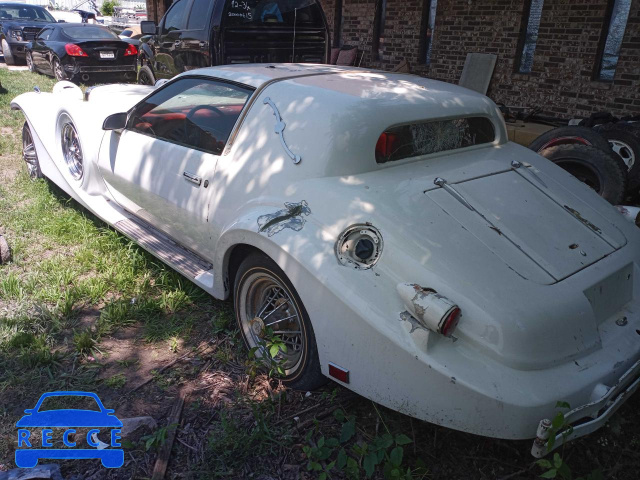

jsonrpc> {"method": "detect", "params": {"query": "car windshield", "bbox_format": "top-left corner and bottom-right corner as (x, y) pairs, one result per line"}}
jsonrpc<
(62, 26), (119, 40)
(120, 29), (133, 37)
(224, 0), (324, 28)
(0, 4), (56, 22)
(38, 395), (101, 412)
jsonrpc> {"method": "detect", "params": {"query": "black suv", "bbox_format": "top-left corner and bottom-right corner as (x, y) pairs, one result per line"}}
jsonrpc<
(0, 2), (57, 65)
(137, 0), (329, 85)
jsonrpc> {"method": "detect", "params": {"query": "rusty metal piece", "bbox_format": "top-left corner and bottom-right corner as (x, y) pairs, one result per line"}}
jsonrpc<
(0, 235), (11, 264)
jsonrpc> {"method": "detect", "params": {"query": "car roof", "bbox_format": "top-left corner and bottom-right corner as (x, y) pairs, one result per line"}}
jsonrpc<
(181, 63), (492, 113)
(179, 64), (370, 90)
(0, 2), (47, 6)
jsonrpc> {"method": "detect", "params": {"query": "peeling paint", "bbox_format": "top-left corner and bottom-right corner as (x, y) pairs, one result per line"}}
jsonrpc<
(564, 205), (602, 233)
(399, 310), (427, 334)
(257, 200), (311, 236)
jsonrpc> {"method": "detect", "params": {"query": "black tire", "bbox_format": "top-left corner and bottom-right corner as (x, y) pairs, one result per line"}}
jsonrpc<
(595, 126), (640, 192)
(52, 58), (66, 81)
(26, 51), (36, 72)
(540, 144), (625, 205)
(22, 122), (43, 180)
(1, 38), (15, 65)
(529, 126), (613, 154)
(233, 252), (326, 391)
(138, 65), (155, 85)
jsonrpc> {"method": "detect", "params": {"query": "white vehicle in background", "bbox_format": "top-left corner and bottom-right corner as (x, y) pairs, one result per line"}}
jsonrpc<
(11, 64), (640, 457)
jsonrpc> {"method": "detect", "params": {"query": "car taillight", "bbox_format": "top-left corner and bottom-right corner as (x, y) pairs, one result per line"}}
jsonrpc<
(65, 44), (88, 57)
(440, 306), (461, 337)
(124, 44), (138, 56)
(375, 132), (397, 159)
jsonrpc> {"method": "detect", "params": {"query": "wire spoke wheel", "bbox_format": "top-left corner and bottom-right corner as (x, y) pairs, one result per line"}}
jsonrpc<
(61, 123), (83, 180)
(238, 271), (305, 376)
(22, 123), (41, 179)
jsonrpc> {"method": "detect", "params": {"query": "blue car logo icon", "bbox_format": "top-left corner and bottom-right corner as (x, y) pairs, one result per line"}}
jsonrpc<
(15, 391), (124, 468)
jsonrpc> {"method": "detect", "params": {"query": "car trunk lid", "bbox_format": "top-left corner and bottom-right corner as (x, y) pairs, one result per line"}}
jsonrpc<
(425, 167), (626, 284)
(76, 40), (128, 60)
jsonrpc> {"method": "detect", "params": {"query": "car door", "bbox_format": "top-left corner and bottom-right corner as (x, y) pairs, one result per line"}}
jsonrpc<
(31, 26), (52, 72)
(176, 0), (213, 70)
(97, 76), (254, 259)
(153, 0), (190, 79)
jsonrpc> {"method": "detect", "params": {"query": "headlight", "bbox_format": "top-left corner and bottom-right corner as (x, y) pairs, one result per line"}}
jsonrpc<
(9, 29), (23, 40)
(335, 223), (383, 269)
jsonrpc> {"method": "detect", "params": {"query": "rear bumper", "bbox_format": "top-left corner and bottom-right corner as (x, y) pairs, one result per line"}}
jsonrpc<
(532, 358), (640, 457)
(64, 62), (137, 78)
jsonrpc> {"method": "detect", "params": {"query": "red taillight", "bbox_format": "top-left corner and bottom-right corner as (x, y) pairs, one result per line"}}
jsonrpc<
(124, 44), (138, 56)
(440, 307), (461, 337)
(65, 44), (88, 57)
(375, 132), (397, 158)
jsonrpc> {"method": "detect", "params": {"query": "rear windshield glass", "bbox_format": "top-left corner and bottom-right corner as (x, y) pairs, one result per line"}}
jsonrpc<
(224, 0), (324, 28)
(62, 26), (119, 40)
(375, 117), (496, 164)
(0, 4), (56, 22)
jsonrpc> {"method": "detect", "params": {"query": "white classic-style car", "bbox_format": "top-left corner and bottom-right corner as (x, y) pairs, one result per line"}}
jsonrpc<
(12, 65), (640, 456)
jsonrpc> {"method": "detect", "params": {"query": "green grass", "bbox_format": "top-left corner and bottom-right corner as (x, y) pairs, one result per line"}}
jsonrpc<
(0, 67), (214, 434)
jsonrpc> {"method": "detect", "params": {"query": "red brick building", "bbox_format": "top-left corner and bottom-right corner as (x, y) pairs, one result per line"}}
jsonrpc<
(146, 0), (639, 118)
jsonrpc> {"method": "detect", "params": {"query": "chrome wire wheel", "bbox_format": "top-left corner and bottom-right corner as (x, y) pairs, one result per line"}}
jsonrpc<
(22, 123), (41, 179)
(609, 139), (635, 171)
(237, 271), (305, 376)
(61, 122), (83, 180)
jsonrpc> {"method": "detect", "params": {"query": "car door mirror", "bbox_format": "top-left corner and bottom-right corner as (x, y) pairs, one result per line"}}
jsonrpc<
(103, 112), (128, 131)
(140, 20), (157, 35)
(57, 19), (65, 23)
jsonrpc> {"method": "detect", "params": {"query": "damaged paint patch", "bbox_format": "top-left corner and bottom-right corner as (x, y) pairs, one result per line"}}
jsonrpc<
(399, 311), (428, 334)
(257, 201), (311, 237)
(564, 206), (602, 234)
(397, 283), (460, 336)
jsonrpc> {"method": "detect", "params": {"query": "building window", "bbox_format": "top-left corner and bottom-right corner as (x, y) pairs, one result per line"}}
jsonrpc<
(333, 0), (343, 47)
(595, 0), (632, 81)
(515, 0), (544, 73)
(419, 0), (437, 65)
(372, 0), (387, 61)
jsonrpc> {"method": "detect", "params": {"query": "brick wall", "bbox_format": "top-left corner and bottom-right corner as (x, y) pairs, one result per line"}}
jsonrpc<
(320, 0), (640, 119)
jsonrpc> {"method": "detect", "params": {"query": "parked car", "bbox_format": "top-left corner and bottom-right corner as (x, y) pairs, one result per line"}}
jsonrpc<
(136, 0), (329, 85)
(11, 65), (640, 457)
(0, 2), (57, 65)
(25, 23), (137, 83)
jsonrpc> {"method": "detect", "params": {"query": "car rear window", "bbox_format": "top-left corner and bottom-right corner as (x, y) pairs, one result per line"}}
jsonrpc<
(224, 0), (324, 28)
(375, 117), (496, 164)
(62, 26), (119, 40)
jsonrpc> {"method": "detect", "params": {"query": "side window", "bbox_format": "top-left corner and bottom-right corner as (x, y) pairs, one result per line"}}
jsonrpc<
(128, 78), (254, 155)
(162, 0), (188, 33)
(187, 0), (213, 30)
(36, 28), (52, 41)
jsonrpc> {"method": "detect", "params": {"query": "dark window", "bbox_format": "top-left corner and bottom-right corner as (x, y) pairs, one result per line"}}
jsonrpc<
(187, 0), (214, 30)
(595, 0), (631, 81)
(515, 0), (544, 73)
(129, 78), (253, 155)
(162, 0), (189, 33)
(333, 0), (343, 47)
(62, 26), (119, 40)
(36, 28), (53, 41)
(224, 0), (325, 28)
(120, 29), (133, 37)
(375, 117), (496, 164)
(418, 0), (437, 65)
(371, 0), (387, 61)
(0, 4), (56, 22)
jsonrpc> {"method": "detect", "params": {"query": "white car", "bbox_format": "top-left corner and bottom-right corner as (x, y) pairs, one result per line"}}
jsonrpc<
(12, 65), (640, 456)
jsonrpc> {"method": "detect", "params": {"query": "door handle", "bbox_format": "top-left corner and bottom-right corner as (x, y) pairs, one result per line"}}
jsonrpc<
(183, 171), (201, 186)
